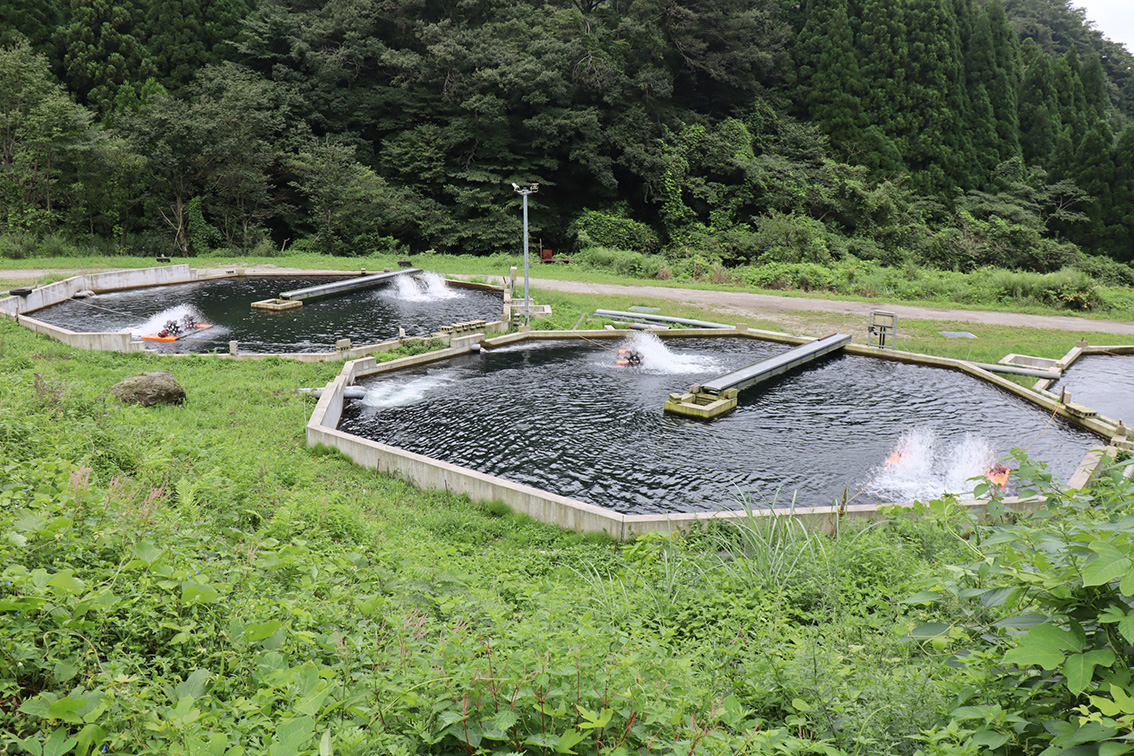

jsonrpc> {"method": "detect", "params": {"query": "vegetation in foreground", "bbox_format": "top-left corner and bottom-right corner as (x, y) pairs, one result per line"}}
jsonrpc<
(2, 311), (1134, 755)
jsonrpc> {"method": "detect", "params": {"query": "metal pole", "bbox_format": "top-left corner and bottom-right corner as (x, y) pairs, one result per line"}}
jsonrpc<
(512, 182), (537, 326)
(522, 192), (530, 326)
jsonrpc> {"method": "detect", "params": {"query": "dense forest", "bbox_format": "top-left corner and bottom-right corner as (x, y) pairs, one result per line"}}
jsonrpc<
(1, 0), (1133, 275)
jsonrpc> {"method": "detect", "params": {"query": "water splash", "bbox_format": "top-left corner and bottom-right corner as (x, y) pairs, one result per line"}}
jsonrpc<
(360, 374), (453, 409)
(422, 271), (458, 299)
(132, 305), (207, 338)
(611, 331), (720, 374)
(388, 272), (459, 301)
(868, 427), (1002, 501)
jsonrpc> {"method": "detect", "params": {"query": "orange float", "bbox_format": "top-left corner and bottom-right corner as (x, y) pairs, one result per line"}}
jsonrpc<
(985, 463), (1011, 489)
(142, 323), (213, 342)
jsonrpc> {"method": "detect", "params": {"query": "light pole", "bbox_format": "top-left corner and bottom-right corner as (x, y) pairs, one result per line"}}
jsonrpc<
(512, 182), (538, 326)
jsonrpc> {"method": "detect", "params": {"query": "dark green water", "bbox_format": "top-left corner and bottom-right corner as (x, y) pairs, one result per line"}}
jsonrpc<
(29, 274), (503, 353)
(338, 335), (1101, 514)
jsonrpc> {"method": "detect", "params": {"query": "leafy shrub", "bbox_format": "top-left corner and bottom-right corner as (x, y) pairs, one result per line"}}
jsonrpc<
(909, 453), (1134, 755)
(751, 211), (844, 265)
(0, 231), (82, 259)
(574, 208), (660, 253)
(743, 261), (835, 291)
(983, 266), (1101, 310)
(572, 245), (667, 277)
(1074, 252), (1134, 287)
(736, 256), (1105, 312)
(0, 231), (34, 259)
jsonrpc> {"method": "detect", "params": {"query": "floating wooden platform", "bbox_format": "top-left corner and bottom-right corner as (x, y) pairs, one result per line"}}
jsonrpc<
(664, 333), (852, 419)
(252, 298), (302, 311)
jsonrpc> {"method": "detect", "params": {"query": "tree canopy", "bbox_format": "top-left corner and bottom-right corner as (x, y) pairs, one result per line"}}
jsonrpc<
(0, 0), (1132, 265)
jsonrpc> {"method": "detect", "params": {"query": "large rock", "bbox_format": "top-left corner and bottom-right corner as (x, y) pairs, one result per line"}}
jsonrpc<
(110, 371), (186, 407)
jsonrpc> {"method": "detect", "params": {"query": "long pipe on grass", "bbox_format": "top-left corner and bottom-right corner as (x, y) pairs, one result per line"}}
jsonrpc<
(593, 309), (731, 329)
(967, 362), (1061, 380)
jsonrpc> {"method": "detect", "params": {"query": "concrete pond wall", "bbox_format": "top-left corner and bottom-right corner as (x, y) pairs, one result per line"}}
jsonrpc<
(307, 328), (1128, 539)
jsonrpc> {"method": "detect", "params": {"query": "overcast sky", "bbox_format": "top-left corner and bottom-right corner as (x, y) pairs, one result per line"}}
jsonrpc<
(1071, 0), (1134, 51)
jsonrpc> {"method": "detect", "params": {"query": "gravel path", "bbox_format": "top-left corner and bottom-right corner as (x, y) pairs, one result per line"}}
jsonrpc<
(5, 266), (1134, 336)
(527, 278), (1134, 336)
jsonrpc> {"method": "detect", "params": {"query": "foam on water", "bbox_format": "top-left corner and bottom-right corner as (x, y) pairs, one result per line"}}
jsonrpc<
(607, 331), (721, 374)
(360, 374), (453, 409)
(388, 271), (460, 301)
(867, 427), (1003, 501)
(132, 305), (207, 339)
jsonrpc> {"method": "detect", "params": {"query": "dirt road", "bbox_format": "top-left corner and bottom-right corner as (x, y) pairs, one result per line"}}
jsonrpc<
(528, 278), (1134, 336)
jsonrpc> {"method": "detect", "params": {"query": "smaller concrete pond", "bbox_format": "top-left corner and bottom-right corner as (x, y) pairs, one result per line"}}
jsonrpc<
(25, 272), (503, 354)
(1048, 352), (1134, 427)
(336, 333), (1101, 515)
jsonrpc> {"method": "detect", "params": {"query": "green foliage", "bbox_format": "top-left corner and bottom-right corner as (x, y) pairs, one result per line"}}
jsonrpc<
(572, 246), (667, 278)
(981, 266), (1102, 310)
(739, 256), (1109, 312)
(185, 196), (221, 254)
(574, 209), (659, 254)
(288, 138), (409, 257)
(0, 0), (1131, 268)
(743, 261), (837, 293)
(0, 40), (94, 234)
(908, 453), (1134, 755)
(749, 211), (843, 265)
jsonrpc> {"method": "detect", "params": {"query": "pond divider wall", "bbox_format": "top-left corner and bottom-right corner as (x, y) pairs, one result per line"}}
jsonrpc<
(307, 328), (1124, 539)
(0, 266), (508, 360)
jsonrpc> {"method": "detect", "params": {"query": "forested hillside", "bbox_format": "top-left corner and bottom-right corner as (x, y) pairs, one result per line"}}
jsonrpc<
(1, 0), (1133, 273)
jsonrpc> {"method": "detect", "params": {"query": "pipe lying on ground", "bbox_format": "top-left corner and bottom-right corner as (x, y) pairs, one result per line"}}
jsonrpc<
(969, 362), (1061, 380)
(594, 309), (730, 329)
(298, 386), (367, 399)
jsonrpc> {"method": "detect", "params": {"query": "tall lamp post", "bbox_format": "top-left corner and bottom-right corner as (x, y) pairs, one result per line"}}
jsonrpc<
(512, 182), (538, 325)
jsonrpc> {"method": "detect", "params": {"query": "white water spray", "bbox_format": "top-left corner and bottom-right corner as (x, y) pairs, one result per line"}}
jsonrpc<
(361, 374), (453, 409)
(611, 332), (720, 374)
(132, 305), (206, 338)
(868, 427), (1003, 501)
(422, 271), (457, 299)
(388, 272), (459, 301)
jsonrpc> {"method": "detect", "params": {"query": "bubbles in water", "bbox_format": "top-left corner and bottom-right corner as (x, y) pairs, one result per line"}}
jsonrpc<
(868, 427), (1004, 501)
(609, 331), (720, 374)
(360, 374), (452, 409)
(133, 304), (207, 339)
(388, 271), (460, 301)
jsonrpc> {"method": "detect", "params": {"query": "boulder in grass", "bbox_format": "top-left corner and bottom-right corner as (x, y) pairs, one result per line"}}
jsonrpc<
(110, 371), (186, 407)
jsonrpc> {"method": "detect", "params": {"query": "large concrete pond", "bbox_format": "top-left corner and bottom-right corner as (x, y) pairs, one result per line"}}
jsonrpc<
(337, 334), (1100, 514)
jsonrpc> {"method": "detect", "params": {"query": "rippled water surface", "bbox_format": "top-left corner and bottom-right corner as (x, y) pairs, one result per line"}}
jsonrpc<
(1050, 354), (1134, 424)
(338, 335), (1101, 514)
(28, 274), (503, 353)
